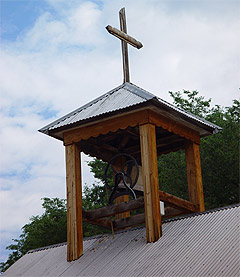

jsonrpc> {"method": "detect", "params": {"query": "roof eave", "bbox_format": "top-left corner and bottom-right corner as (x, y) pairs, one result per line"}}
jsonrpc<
(149, 97), (222, 136)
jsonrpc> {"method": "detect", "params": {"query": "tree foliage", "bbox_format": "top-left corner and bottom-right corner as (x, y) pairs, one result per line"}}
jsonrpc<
(166, 91), (239, 208)
(0, 194), (109, 273)
(0, 198), (67, 273)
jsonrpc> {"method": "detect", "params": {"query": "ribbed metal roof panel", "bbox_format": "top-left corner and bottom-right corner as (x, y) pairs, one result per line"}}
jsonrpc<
(4, 205), (239, 276)
(39, 82), (222, 136)
(50, 85), (148, 130)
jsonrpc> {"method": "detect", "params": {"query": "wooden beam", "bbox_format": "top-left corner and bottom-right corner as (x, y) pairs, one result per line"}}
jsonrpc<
(122, 128), (139, 138)
(88, 137), (119, 154)
(113, 156), (130, 219)
(163, 207), (186, 219)
(114, 196), (130, 219)
(119, 8), (130, 83)
(82, 213), (113, 230)
(78, 140), (113, 163)
(148, 110), (201, 144)
(65, 144), (83, 261)
(159, 190), (198, 213)
(113, 213), (145, 230)
(63, 108), (200, 146)
(105, 25), (143, 49)
(118, 135), (130, 151)
(63, 110), (150, 145)
(185, 140), (205, 212)
(124, 134), (183, 156)
(140, 123), (162, 242)
(83, 198), (144, 220)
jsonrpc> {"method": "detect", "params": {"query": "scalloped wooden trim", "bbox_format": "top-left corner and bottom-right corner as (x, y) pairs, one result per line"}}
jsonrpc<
(148, 110), (201, 144)
(63, 110), (150, 145)
(63, 109), (200, 146)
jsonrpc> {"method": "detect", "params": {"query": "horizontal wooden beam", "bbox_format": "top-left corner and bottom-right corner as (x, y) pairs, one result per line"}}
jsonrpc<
(159, 190), (198, 213)
(83, 198), (145, 220)
(113, 213), (145, 230)
(163, 207), (186, 219)
(63, 110), (150, 145)
(89, 137), (119, 154)
(122, 128), (139, 138)
(78, 140), (113, 162)
(124, 134), (183, 155)
(82, 215), (113, 230)
(106, 25), (143, 49)
(113, 207), (194, 230)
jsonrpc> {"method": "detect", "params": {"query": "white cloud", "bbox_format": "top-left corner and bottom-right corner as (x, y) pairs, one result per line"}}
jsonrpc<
(0, 0), (239, 263)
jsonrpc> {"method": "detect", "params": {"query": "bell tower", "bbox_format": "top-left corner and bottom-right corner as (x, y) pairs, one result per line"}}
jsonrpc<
(39, 8), (221, 262)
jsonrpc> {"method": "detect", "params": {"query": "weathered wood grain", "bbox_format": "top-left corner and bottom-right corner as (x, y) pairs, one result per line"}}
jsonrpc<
(105, 25), (143, 49)
(65, 144), (83, 261)
(185, 140), (205, 211)
(63, 110), (150, 145)
(114, 213), (145, 230)
(159, 190), (198, 213)
(140, 123), (162, 242)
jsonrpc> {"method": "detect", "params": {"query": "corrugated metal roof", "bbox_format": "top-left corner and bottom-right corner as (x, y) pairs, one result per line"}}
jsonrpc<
(39, 82), (222, 137)
(4, 204), (239, 276)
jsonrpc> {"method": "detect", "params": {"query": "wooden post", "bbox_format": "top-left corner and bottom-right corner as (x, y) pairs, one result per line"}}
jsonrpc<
(65, 143), (83, 261)
(139, 123), (162, 242)
(113, 156), (130, 220)
(185, 140), (205, 212)
(114, 195), (130, 219)
(119, 7), (130, 83)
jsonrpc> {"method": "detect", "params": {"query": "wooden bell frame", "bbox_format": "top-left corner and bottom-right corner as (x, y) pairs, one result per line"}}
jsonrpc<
(64, 107), (205, 261)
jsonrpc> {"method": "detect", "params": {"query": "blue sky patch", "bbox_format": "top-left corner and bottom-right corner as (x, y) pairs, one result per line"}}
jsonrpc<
(37, 106), (58, 120)
(0, 0), (57, 41)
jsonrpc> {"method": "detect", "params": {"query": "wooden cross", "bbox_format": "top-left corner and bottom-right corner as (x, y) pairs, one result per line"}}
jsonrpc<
(106, 8), (143, 83)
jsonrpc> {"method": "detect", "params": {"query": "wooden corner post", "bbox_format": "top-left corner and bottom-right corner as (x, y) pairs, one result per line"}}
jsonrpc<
(185, 140), (205, 212)
(65, 143), (83, 261)
(139, 123), (162, 242)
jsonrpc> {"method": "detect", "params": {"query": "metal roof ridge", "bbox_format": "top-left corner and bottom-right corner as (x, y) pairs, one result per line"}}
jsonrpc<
(124, 82), (156, 100)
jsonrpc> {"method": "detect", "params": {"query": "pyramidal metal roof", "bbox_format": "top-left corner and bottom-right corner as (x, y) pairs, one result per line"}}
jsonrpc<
(39, 82), (221, 139)
(4, 204), (239, 276)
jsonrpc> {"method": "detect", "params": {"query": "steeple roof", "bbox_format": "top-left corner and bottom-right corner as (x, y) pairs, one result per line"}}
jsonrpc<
(39, 82), (221, 140)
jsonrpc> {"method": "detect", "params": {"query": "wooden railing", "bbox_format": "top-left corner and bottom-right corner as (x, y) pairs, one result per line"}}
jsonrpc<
(82, 190), (198, 231)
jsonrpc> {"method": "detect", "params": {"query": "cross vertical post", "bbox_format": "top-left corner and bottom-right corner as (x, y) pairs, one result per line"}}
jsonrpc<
(106, 7), (143, 84)
(119, 8), (130, 83)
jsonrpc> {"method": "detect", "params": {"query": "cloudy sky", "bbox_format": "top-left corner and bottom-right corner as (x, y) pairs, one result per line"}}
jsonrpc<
(0, 0), (239, 263)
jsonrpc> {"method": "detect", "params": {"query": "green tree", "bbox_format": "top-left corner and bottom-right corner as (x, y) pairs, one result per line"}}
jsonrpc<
(1, 194), (109, 273)
(0, 198), (67, 273)
(159, 91), (239, 208)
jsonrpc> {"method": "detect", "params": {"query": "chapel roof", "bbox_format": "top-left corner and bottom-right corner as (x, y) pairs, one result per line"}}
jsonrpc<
(4, 204), (239, 277)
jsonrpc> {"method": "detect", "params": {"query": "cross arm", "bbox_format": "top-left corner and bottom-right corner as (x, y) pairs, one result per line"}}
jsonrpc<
(106, 25), (143, 49)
